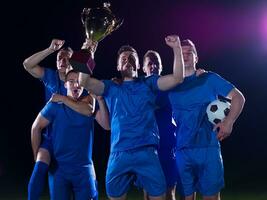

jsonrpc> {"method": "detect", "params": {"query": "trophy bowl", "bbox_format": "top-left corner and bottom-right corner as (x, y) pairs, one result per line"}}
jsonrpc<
(70, 2), (123, 74)
(82, 2), (123, 42)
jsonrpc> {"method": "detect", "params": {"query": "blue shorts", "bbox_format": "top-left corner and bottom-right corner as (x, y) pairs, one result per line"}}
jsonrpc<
(49, 165), (98, 200)
(176, 147), (224, 196)
(106, 146), (166, 198)
(158, 147), (178, 188)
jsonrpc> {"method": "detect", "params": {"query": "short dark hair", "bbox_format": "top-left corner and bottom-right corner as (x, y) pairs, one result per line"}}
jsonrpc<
(117, 45), (137, 56)
(143, 50), (162, 68)
(65, 69), (78, 81)
(181, 39), (197, 56)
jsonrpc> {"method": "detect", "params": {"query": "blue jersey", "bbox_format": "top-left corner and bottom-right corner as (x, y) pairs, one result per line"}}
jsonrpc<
(41, 68), (66, 101)
(155, 91), (176, 150)
(103, 75), (160, 153)
(168, 72), (234, 149)
(40, 102), (95, 168)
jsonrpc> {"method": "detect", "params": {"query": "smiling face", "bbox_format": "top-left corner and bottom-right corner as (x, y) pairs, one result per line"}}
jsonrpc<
(117, 51), (140, 78)
(64, 71), (83, 100)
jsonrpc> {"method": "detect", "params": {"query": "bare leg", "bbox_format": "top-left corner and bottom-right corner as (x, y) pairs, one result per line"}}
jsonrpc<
(36, 147), (51, 164)
(144, 189), (149, 200)
(149, 193), (166, 200)
(203, 192), (220, 200)
(165, 186), (176, 200)
(144, 186), (176, 200)
(109, 193), (127, 200)
(28, 148), (51, 200)
(179, 192), (196, 200)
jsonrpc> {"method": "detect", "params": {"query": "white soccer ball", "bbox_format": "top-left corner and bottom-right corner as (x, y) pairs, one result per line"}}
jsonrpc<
(206, 99), (231, 125)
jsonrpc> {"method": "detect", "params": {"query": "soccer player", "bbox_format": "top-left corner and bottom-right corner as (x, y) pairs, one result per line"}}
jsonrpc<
(79, 35), (184, 200)
(142, 50), (177, 200)
(23, 39), (104, 199)
(31, 70), (109, 199)
(168, 39), (245, 200)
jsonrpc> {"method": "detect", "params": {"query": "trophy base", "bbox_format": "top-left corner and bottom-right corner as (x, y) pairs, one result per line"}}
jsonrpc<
(69, 50), (95, 74)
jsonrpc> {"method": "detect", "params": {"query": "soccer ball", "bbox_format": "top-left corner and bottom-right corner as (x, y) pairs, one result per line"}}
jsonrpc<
(206, 99), (231, 125)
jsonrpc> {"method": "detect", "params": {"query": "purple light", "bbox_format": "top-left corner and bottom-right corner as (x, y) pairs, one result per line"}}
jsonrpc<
(163, 2), (266, 54)
(260, 11), (267, 47)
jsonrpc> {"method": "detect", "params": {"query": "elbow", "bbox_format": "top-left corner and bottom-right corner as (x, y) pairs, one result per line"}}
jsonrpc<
(240, 93), (246, 106)
(23, 59), (30, 70)
(231, 89), (246, 107)
(79, 80), (86, 89)
(175, 76), (184, 84)
(102, 124), (111, 131)
(236, 89), (246, 105)
(78, 73), (90, 90)
(178, 76), (184, 83)
(103, 124), (110, 131)
(99, 118), (111, 131)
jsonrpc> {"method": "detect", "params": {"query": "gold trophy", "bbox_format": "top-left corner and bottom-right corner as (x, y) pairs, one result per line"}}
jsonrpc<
(70, 2), (123, 74)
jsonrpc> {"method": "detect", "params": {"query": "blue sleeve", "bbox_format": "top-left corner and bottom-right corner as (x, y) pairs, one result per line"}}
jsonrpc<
(102, 80), (116, 98)
(40, 102), (58, 122)
(145, 75), (160, 93)
(208, 72), (235, 97)
(40, 68), (58, 94)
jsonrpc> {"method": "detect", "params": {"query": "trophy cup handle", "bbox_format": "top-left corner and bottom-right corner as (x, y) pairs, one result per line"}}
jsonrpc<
(113, 18), (124, 32)
(81, 8), (91, 25)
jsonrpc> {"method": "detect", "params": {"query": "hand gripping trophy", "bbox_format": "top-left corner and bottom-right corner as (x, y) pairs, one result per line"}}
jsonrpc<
(70, 2), (123, 74)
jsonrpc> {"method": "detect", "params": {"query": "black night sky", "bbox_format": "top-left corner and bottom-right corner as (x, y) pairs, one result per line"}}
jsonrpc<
(1, 0), (267, 199)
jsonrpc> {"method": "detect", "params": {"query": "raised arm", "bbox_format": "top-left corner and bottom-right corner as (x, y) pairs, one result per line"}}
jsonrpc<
(157, 35), (184, 91)
(94, 95), (110, 130)
(214, 88), (245, 141)
(76, 38), (105, 95)
(23, 39), (64, 78)
(31, 114), (50, 161)
(79, 73), (105, 96)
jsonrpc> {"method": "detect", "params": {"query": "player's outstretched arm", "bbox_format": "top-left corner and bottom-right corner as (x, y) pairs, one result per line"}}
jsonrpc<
(157, 35), (184, 91)
(79, 73), (105, 96)
(23, 39), (65, 78)
(31, 114), (50, 161)
(214, 88), (245, 141)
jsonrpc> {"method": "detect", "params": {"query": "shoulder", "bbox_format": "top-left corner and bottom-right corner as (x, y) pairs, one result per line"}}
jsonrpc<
(141, 75), (160, 86)
(40, 101), (60, 117)
(45, 101), (60, 110)
(144, 74), (160, 81)
(206, 71), (221, 78)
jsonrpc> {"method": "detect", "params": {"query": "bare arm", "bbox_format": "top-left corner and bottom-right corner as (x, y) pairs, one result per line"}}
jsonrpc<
(78, 39), (105, 95)
(23, 39), (64, 78)
(157, 35), (184, 91)
(94, 96), (110, 130)
(79, 73), (105, 96)
(225, 88), (245, 123)
(50, 93), (94, 116)
(31, 113), (50, 160)
(214, 88), (245, 141)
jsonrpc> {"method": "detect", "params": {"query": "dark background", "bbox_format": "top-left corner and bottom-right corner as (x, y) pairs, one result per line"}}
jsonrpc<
(1, 0), (267, 198)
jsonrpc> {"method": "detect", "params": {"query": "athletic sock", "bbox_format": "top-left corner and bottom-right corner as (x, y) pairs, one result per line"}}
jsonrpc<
(28, 161), (49, 200)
